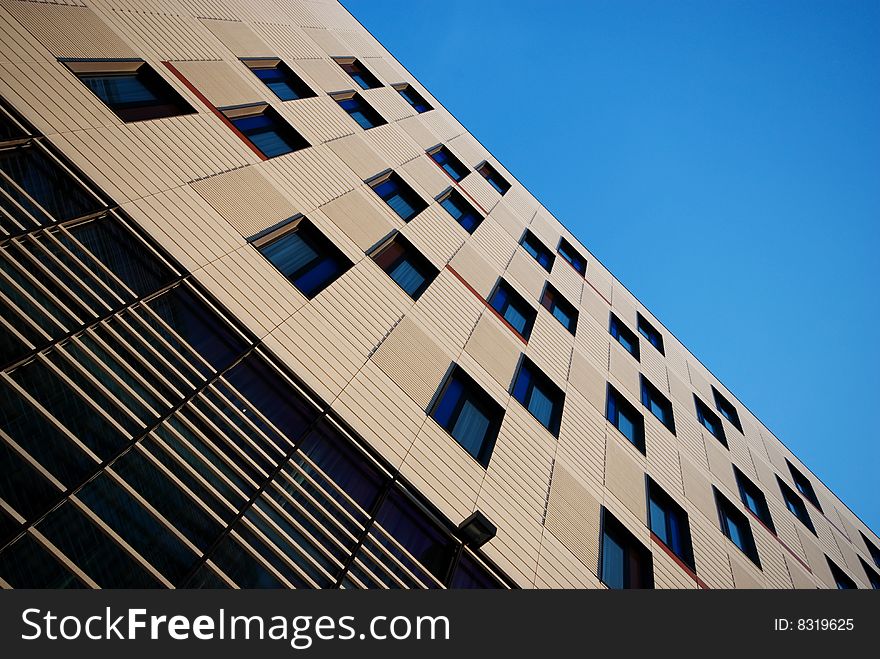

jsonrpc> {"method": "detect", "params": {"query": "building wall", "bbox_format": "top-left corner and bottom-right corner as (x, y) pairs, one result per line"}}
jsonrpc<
(0, 0), (877, 589)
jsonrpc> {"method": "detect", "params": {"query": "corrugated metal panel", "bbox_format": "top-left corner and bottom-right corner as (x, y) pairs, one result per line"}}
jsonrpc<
(409, 269), (483, 354)
(371, 316), (452, 410)
(489, 200), (527, 241)
(250, 20), (324, 59)
(536, 530), (603, 589)
(360, 86), (414, 122)
(399, 155), (452, 199)
(190, 165), (296, 237)
(526, 313), (573, 386)
(172, 59), (263, 107)
(399, 204), (466, 269)
(544, 463), (602, 575)
(326, 132), (386, 180)
(362, 122), (421, 168)
(299, 26), (344, 57)
(449, 244), (499, 299)
(396, 114), (442, 150)
(3, 2), (138, 58)
(200, 17), (272, 56)
(689, 515), (735, 588)
(275, 95), (354, 144)
(261, 142), (359, 212)
(604, 435), (646, 523)
(94, 8), (226, 60)
(557, 391), (605, 488)
(294, 56), (353, 92)
(464, 314), (521, 390)
(317, 187), (397, 252)
(457, 171), (499, 213)
(505, 248), (546, 301)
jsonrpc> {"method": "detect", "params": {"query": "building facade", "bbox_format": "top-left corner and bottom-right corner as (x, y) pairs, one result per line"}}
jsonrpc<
(0, 0), (877, 590)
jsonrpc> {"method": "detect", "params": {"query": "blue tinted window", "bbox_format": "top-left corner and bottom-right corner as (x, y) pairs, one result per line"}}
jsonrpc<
(606, 385), (645, 452)
(397, 85), (432, 113)
(258, 220), (351, 298)
(75, 63), (193, 122)
(429, 147), (469, 181)
(431, 368), (503, 467)
(601, 510), (653, 589)
(336, 94), (385, 130)
(372, 235), (437, 300)
(734, 466), (775, 533)
(557, 238), (586, 275)
(489, 281), (536, 340)
(540, 284), (577, 334)
(712, 386), (743, 433)
(512, 358), (564, 436)
(609, 313), (640, 360)
(477, 162), (510, 194)
(371, 174), (427, 222)
(229, 108), (308, 158)
(641, 376), (675, 434)
(335, 58), (381, 89)
(716, 489), (761, 567)
(520, 231), (554, 271)
(695, 396), (727, 446)
(439, 190), (482, 233)
(636, 313), (664, 354)
(648, 479), (694, 569)
(778, 477), (815, 534)
(248, 61), (314, 101)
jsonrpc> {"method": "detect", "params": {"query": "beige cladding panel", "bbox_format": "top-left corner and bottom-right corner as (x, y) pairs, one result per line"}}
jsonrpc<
(3, 2), (137, 59)
(200, 18), (272, 57)
(544, 464), (603, 576)
(604, 435), (647, 523)
(294, 57), (355, 92)
(567, 349), (606, 414)
(189, 166), (296, 237)
(170, 60), (262, 108)
(464, 314), (521, 390)
(680, 454), (718, 523)
(371, 316), (451, 411)
(318, 187), (397, 252)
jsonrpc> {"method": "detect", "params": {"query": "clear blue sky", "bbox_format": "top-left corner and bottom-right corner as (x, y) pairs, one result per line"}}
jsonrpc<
(344, 0), (880, 532)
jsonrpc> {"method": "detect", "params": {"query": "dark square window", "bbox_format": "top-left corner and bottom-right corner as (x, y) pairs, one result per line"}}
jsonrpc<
(511, 357), (564, 436)
(786, 459), (822, 512)
(332, 91), (386, 130)
(428, 145), (469, 181)
(647, 477), (694, 570)
(540, 284), (578, 334)
(438, 188), (483, 233)
(254, 218), (351, 298)
(557, 237), (587, 276)
(733, 466), (775, 534)
(333, 57), (381, 90)
(715, 488), (761, 567)
(488, 279), (537, 340)
(65, 60), (194, 123)
(859, 557), (880, 589)
(394, 83), (432, 113)
(369, 172), (428, 222)
(600, 508), (654, 589)
(609, 313), (640, 361)
(476, 161), (510, 195)
(224, 105), (309, 158)
(777, 477), (815, 534)
(827, 558), (856, 589)
(242, 58), (315, 101)
(431, 366), (504, 467)
(695, 395), (727, 447)
(712, 386), (743, 433)
(636, 312), (664, 355)
(606, 384), (645, 453)
(370, 234), (438, 300)
(640, 376), (675, 434)
(860, 531), (880, 568)
(519, 230), (554, 272)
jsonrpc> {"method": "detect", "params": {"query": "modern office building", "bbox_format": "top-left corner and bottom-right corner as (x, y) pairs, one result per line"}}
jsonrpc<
(0, 0), (877, 590)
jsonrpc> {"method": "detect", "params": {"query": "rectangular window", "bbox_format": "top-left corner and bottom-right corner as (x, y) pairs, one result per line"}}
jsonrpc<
(640, 376), (675, 434)
(438, 188), (483, 233)
(695, 395), (727, 447)
(64, 59), (194, 123)
(636, 312), (664, 355)
(827, 558), (857, 589)
(609, 313), (640, 361)
(519, 230), (554, 272)
(511, 357), (564, 436)
(712, 385), (743, 433)
(393, 83), (432, 113)
(427, 145), (469, 181)
(860, 558), (880, 589)
(369, 171), (428, 222)
(476, 161), (510, 195)
(540, 284), (578, 334)
(557, 237), (587, 276)
(715, 488), (761, 567)
(430, 366), (504, 467)
(861, 531), (880, 568)
(733, 466), (775, 533)
(333, 57), (382, 90)
(606, 384), (645, 453)
(223, 104), (309, 158)
(786, 459), (822, 512)
(242, 58), (315, 101)
(370, 234), (438, 300)
(331, 91), (386, 130)
(777, 477), (815, 534)
(600, 508), (654, 589)
(647, 478), (694, 569)
(488, 279), (537, 340)
(254, 217), (351, 298)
